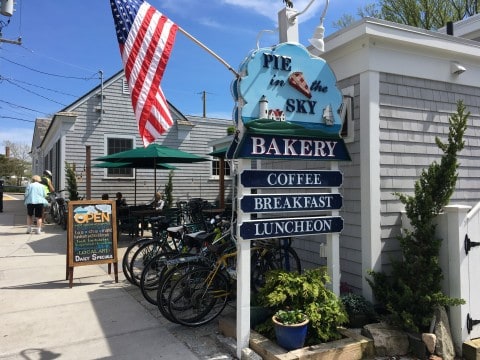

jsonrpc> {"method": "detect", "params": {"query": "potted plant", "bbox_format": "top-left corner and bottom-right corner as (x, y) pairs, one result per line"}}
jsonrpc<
(272, 309), (309, 350)
(255, 268), (348, 347)
(340, 293), (376, 328)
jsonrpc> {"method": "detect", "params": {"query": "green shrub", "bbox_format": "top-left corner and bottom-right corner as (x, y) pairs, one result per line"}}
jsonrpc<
(255, 268), (348, 344)
(367, 100), (468, 333)
(163, 170), (174, 209)
(65, 162), (79, 201)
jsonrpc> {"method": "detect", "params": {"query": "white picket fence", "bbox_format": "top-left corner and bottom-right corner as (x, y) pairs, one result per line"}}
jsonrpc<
(402, 204), (480, 354)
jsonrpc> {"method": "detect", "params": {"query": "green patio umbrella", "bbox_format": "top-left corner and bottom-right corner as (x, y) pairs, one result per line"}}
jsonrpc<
(95, 144), (206, 201)
(93, 161), (177, 205)
(96, 143), (207, 165)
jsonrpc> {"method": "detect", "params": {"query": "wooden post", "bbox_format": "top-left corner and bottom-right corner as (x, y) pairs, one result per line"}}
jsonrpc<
(219, 157), (225, 209)
(86, 146), (91, 200)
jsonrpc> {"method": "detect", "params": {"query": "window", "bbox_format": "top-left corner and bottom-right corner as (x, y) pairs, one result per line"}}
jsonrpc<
(106, 136), (134, 178)
(211, 158), (231, 179)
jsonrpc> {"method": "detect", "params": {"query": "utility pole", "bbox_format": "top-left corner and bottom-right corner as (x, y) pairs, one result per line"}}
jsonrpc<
(198, 90), (209, 117)
(0, 0), (21, 45)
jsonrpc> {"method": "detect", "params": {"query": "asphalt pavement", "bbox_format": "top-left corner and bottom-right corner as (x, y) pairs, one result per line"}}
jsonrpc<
(0, 195), (236, 360)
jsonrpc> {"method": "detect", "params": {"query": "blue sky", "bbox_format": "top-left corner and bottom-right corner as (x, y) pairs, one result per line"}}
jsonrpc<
(0, 0), (371, 154)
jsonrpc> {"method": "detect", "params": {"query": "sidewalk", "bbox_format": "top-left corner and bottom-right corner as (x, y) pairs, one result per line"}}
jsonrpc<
(0, 196), (235, 360)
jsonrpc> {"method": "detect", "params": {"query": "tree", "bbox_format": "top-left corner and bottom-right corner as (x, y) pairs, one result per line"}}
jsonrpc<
(65, 162), (80, 201)
(367, 101), (468, 333)
(1, 141), (31, 185)
(334, 0), (479, 30)
(163, 170), (174, 209)
(333, 3), (380, 30)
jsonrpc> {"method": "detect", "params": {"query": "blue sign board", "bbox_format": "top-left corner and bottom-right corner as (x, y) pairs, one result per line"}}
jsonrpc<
(240, 193), (342, 213)
(241, 169), (342, 188)
(234, 133), (350, 161)
(231, 43), (343, 136)
(240, 216), (343, 240)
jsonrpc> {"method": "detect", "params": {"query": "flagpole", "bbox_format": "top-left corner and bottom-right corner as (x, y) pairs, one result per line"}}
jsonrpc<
(177, 26), (240, 78)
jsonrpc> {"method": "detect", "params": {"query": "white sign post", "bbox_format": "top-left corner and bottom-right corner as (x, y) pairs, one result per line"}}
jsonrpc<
(327, 161), (340, 294)
(236, 158), (251, 358)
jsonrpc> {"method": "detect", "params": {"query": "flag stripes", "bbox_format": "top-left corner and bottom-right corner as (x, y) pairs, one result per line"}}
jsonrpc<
(110, 0), (178, 147)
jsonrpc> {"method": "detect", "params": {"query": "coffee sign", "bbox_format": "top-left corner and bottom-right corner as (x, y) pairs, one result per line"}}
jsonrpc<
(241, 170), (343, 188)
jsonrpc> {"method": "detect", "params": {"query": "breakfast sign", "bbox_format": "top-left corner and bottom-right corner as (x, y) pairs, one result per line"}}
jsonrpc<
(229, 42), (350, 161)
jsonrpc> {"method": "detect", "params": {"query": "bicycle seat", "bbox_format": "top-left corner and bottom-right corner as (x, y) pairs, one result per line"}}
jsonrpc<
(167, 225), (184, 234)
(206, 241), (232, 256)
(149, 216), (170, 231)
(183, 231), (214, 249)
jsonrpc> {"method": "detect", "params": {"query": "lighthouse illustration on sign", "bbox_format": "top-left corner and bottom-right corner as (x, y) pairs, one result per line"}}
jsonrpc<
(231, 43), (343, 138)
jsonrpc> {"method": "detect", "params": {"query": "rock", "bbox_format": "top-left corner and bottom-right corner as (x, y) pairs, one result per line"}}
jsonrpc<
(422, 333), (437, 354)
(433, 306), (456, 360)
(362, 322), (409, 356)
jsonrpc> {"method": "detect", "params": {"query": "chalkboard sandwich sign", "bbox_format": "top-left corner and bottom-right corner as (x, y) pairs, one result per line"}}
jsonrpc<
(67, 200), (118, 287)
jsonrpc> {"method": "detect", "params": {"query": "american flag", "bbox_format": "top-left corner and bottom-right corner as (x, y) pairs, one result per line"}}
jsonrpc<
(110, 0), (178, 146)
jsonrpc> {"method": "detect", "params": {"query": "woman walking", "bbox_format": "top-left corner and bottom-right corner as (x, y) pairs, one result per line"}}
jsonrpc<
(24, 175), (48, 234)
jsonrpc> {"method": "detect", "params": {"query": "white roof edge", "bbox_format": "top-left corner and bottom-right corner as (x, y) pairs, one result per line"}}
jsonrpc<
(324, 17), (480, 57)
(438, 13), (480, 41)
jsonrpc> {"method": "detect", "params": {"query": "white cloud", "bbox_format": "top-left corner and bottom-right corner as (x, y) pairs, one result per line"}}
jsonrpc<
(220, 0), (325, 23)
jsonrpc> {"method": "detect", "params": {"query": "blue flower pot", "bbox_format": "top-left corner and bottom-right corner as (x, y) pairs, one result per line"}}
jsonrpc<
(272, 315), (309, 351)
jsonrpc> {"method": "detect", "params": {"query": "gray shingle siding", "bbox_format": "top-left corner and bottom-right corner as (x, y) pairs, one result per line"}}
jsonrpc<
(379, 73), (480, 269)
(41, 72), (232, 207)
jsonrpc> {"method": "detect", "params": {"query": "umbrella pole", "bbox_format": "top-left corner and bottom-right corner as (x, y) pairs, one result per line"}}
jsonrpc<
(135, 170), (137, 206)
(154, 159), (157, 194)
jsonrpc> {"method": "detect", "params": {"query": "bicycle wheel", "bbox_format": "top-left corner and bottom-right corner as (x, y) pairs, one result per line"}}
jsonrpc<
(156, 260), (207, 322)
(59, 205), (67, 230)
(129, 240), (167, 286)
(140, 251), (196, 305)
(51, 202), (60, 224)
(268, 245), (302, 274)
(251, 248), (277, 293)
(167, 267), (230, 327)
(121, 237), (155, 285)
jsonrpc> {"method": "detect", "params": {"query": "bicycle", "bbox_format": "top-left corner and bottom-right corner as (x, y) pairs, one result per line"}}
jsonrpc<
(156, 235), (301, 326)
(140, 218), (233, 306)
(250, 237), (301, 292)
(123, 216), (206, 286)
(56, 195), (67, 230)
(46, 190), (67, 229)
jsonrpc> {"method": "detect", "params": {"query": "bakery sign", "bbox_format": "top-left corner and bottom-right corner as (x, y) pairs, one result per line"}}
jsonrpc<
(230, 43), (350, 161)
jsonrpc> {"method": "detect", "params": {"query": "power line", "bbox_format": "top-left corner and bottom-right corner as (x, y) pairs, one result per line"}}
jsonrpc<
(3, 78), (67, 106)
(0, 55), (98, 80)
(0, 116), (34, 123)
(0, 99), (45, 115)
(18, 44), (98, 74)
(0, 76), (78, 97)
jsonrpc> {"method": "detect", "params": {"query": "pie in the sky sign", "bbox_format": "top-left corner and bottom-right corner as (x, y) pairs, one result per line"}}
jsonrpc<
(231, 43), (344, 139)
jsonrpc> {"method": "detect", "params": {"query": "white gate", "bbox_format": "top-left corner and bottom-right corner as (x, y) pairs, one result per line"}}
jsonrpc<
(464, 204), (480, 339)
(432, 204), (480, 354)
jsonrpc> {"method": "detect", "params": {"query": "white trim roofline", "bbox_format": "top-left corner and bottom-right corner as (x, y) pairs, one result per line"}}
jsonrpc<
(319, 17), (480, 88)
(325, 17), (480, 58)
